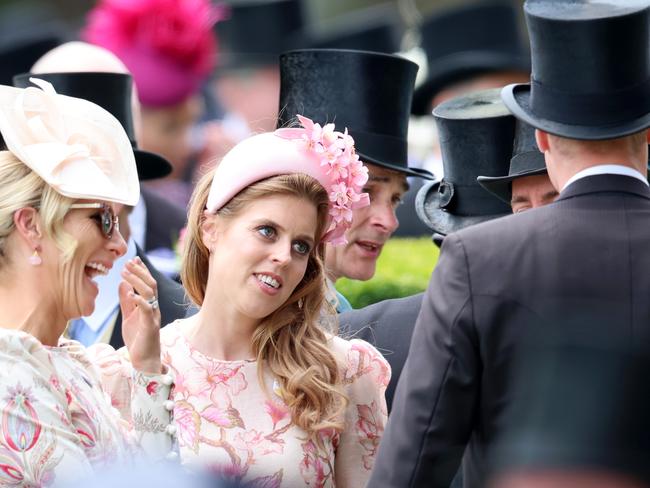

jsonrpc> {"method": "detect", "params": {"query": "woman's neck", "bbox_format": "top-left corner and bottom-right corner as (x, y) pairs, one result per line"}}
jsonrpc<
(188, 287), (260, 361)
(0, 280), (66, 346)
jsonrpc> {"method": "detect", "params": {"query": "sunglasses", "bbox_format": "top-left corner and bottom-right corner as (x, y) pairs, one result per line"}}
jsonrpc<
(69, 202), (120, 240)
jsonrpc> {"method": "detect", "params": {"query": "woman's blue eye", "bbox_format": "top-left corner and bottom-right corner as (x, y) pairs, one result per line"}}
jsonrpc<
(292, 241), (310, 255)
(258, 225), (276, 239)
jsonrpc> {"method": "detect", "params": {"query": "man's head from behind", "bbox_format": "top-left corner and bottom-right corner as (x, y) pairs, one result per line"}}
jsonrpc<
(536, 130), (650, 192)
(325, 164), (407, 281)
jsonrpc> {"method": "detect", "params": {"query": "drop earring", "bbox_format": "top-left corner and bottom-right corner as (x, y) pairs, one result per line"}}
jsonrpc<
(28, 249), (42, 266)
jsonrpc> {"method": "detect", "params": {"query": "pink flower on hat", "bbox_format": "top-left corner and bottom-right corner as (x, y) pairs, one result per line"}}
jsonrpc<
(206, 115), (369, 246)
(276, 115), (370, 245)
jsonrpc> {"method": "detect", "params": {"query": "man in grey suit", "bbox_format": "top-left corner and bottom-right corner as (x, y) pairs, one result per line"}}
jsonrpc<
(339, 88), (515, 412)
(368, 1), (650, 487)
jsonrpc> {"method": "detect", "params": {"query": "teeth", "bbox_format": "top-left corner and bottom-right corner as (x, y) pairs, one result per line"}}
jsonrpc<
(86, 262), (109, 276)
(257, 274), (280, 289)
(360, 242), (377, 251)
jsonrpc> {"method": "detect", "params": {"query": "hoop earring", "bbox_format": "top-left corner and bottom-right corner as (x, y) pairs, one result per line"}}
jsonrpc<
(28, 249), (42, 266)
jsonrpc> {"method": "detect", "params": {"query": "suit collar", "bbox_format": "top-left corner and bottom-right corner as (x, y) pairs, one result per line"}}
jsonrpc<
(557, 173), (650, 202)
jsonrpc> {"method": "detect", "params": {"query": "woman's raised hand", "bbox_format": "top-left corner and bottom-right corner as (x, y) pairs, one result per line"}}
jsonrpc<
(119, 257), (162, 374)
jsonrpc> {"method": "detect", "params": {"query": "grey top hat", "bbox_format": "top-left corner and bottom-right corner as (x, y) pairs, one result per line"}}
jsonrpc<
(416, 88), (514, 236)
(501, 0), (650, 140)
(477, 119), (546, 204)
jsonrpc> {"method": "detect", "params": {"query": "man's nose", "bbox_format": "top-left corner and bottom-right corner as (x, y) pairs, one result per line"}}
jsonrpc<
(370, 201), (399, 235)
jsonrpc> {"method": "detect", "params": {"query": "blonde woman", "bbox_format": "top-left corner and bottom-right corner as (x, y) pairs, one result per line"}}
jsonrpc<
(95, 117), (390, 486)
(0, 79), (174, 486)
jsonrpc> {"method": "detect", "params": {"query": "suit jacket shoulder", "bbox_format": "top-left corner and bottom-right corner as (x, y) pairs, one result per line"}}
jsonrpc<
(141, 187), (187, 252)
(339, 294), (423, 411)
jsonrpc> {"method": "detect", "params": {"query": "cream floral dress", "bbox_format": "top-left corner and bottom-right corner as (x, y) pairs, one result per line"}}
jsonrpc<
(0, 329), (174, 487)
(95, 320), (391, 487)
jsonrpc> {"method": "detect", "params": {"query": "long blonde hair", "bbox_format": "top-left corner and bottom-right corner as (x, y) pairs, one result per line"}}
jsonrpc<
(0, 151), (76, 266)
(182, 169), (347, 437)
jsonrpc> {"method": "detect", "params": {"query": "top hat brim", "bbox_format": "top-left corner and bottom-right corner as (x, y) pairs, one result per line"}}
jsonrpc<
(412, 52), (530, 116)
(134, 149), (173, 180)
(502, 83), (650, 141)
(415, 180), (510, 235)
(359, 150), (434, 179)
(477, 150), (547, 204)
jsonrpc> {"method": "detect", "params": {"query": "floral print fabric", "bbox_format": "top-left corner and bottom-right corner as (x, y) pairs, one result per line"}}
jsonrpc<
(0, 330), (173, 487)
(95, 320), (390, 487)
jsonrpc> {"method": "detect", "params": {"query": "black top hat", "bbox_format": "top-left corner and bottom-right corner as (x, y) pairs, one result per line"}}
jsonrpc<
(13, 72), (172, 181)
(477, 120), (546, 204)
(297, 4), (401, 54)
(412, 1), (530, 116)
(416, 88), (514, 236)
(216, 0), (305, 71)
(502, 0), (650, 140)
(278, 49), (432, 179)
(490, 341), (650, 484)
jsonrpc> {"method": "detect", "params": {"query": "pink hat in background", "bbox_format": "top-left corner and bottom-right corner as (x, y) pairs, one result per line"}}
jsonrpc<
(83, 0), (223, 108)
(206, 115), (370, 246)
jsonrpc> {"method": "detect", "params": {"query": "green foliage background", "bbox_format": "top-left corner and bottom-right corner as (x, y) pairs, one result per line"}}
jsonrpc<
(336, 237), (439, 309)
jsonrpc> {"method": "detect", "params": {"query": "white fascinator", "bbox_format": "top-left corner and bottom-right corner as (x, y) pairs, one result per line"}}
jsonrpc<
(0, 77), (139, 205)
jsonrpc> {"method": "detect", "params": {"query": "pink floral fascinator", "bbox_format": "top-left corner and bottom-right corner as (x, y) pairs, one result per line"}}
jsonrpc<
(83, 0), (224, 108)
(0, 78), (140, 205)
(206, 115), (370, 245)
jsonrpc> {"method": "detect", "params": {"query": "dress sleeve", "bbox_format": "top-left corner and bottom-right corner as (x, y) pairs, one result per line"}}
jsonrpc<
(334, 338), (391, 488)
(0, 333), (95, 486)
(88, 343), (176, 461)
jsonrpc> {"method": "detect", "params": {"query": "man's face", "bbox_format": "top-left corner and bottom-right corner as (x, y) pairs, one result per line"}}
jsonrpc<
(510, 174), (559, 213)
(325, 164), (408, 282)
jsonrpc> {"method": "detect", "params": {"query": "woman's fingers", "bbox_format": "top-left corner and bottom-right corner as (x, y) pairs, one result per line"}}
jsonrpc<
(127, 257), (158, 290)
(128, 291), (160, 317)
(121, 258), (158, 301)
(118, 280), (135, 313)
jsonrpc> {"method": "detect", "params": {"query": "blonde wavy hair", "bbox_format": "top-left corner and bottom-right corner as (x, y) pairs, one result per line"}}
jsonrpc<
(0, 151), (77, 265)
(182, 169), (348, 437)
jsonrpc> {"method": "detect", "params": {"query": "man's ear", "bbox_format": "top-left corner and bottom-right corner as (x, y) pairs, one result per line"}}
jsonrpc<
(200, 211), (221, 252)
(13, 207), (43, 248)
(535, 129), (550, 153)
(645, 128), (650, 144)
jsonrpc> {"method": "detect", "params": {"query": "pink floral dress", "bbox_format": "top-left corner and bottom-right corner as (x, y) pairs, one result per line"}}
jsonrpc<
(96, 320), (391, 487)
(0, 329), (174, 487)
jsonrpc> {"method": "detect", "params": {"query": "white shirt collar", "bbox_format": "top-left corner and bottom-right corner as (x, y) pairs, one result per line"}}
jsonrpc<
(128, 197), (147, 249)
(81, 237), (138, 331)
(562, 164), (648, 192)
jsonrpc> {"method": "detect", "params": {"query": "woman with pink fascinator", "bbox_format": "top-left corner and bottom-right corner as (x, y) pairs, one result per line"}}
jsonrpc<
(0, 79), (176, 485)
(95, 116), (390, 486)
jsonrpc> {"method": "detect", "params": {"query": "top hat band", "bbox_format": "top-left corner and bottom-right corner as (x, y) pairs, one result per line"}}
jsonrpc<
(530, 78), (650, 126)
(438, 181), (511, 215)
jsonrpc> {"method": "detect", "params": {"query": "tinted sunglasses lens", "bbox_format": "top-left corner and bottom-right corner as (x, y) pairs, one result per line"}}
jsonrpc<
(101, 206), (114, 238)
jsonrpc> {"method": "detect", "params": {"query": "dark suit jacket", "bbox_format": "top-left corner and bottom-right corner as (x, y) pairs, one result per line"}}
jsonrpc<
(369, 175), (650, 488)
(338, 293), (423, 412)
(141, 187), (187, 252)
(109, 246), (188, 348)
